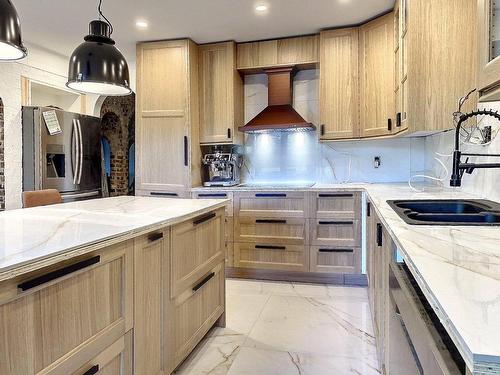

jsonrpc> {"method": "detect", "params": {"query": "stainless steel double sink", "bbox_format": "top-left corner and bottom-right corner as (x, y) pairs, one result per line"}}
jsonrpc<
(387, 199), (500, 226)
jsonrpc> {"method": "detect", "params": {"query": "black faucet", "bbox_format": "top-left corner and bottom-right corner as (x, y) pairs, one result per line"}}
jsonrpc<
(450, 109), (500, 187)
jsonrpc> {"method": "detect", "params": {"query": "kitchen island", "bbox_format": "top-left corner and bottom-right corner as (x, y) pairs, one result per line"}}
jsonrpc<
(0, 196), (228, 375)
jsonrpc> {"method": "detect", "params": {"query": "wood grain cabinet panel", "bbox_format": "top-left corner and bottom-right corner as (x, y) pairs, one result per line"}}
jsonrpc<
(171, 209), (225, 298)
(0, 242), (133, 375)
(309, 191), (361, 219)
(310, 219), (361, 247)
(234, 243), (308, 271)
(199, 41), (243, 144)
(277, 35), (319, 65)
(192, 191), (234, 216)
(170, 263), (225, 368)
(234, 191), (307, 218)
(136, 39), (201, 196)
(237, 40), (278, 69)
(225, 242), (234, 267)
(319, 28), (359, 140)
(235, 216), (307, 245)
(134, 229), (169, 375)
(359, 12), (395, 138)
(478, 0), (500, 100)
(310, 246), (361, 274)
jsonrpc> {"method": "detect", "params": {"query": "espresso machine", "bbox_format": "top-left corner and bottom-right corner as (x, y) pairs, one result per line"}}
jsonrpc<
(201, 145), (243, 187)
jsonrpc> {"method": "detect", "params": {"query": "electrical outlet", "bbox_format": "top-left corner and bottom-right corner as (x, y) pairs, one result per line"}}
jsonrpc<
(374, 156), (381, 169)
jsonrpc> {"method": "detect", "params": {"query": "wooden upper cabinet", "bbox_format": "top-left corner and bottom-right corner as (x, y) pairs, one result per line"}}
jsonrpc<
(136, 40), (202, 196)
(237, 40), (277, 69)
(277, 35), (319, 66)
(319, 28), (359, 140)
(478, 0), (500, 101)
(199, 41), (244, 144)
(359, 13), (395, 138)
(237, 35), (319, 71)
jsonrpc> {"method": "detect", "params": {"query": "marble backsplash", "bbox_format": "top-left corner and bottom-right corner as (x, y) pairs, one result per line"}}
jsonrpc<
(242, 70), (425, 185)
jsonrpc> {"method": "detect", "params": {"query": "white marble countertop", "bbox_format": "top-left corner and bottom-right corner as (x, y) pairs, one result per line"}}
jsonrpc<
(193, 182), (500, 372)
(0, 196), (228, 281)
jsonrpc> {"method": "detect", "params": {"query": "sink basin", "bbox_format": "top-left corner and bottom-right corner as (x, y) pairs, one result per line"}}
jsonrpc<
(387, 199), (500, 226)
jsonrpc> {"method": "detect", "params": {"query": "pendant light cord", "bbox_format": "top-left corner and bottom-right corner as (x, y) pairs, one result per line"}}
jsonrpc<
(98, 0), (114, 34)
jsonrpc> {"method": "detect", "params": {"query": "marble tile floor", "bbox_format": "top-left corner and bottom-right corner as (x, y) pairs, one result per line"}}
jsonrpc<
(174, 279), (380, 375)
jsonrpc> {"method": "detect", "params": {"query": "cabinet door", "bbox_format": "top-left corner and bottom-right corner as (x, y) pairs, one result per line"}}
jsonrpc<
(199, 42), (243, 144)
(359, 13), (395, 138)
(234, 243), (309, 271)
(319, 28), (359, 140)
(478, 0), (500, 99)
(277, 35), (319, 65)
(237, 40), (278, 69)
(0, 242), (133, 375)
(134, 229), (169, 375)
(136, 41), (190, 194)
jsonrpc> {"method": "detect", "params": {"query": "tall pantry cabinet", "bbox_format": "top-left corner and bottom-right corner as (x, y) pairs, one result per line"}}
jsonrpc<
(135, 39), (202, 197)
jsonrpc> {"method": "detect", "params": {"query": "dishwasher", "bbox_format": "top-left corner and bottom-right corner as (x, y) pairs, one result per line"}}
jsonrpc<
(388, 253), (466, 375)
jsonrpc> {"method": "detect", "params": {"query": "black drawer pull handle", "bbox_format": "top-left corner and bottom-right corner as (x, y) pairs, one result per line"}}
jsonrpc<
(83, 365), (99, 375)
(376, 223), (383, 247)
(148, 232), (163, 243)
(183, 136), (188, 166)
(367, 202), (371, 217)
(255, 193), (287, 198)
(318, 248), (353, 253)
(151, 192), (178, 197)
(193, 212), (216, 225)
(255, 245), (286, 250)
(227, 128), (232, 139)
(18, 256), (101, 292)
(193, 272), (215, 292)
(198, 193), (227, 198)
(255, 219), (287, 224)
(387, 118), (393, 131)
(396, 112), (402, 127)
(320, 124), (325, 136)
(318, 193), (353, 198)
(318, 221), (353, 225)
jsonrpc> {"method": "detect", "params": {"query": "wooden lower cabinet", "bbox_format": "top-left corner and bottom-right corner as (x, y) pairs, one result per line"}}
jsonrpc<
(310, 246), (361, 274)
(235, 216), (307, 245)
(170, 208), (225, 298)
(0, 242), (133, 375)
(309, 218), (361, 247)
(234, 242), (308, 272)
(134, 210), (225, 375)
(169, 263), (225, 368)
(74, 333), (133, 375)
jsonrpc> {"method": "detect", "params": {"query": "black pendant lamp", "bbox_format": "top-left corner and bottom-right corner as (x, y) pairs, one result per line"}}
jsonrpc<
(0, 0), (27, 60)
(67, 0), (131, 96)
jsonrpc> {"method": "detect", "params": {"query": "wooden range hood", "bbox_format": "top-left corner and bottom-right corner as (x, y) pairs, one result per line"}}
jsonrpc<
(238, 67), (316, 133)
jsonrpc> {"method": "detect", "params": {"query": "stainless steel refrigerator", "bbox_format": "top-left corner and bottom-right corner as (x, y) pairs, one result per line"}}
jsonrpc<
(22, 106), (102, 202)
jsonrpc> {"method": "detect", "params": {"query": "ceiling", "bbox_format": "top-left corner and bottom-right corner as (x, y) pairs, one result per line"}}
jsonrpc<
(15, 0), (394, 63)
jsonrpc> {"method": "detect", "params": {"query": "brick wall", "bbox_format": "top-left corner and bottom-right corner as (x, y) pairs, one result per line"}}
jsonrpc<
(100, 94), (135, 196)
(0, 98), (4, 210)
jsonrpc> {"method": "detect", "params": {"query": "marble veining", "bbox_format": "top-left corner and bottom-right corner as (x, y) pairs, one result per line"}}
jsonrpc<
(0, 196), (228, 279)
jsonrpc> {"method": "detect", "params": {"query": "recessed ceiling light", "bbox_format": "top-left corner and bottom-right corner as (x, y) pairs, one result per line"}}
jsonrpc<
(255, 4), (268, 12)
(135, 20), (148, 29)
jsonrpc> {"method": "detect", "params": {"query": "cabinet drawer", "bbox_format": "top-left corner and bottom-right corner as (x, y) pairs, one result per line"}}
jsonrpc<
(171, 263), (225, 368)
(73, 333), (132, 375)
(137, 189), (190, 198)
(310, 246), (361, 274)
(309, 191), (361, 219)
(171, 209), (225, 298)
(234, 242), (308, 271)
(235, 216), (307, 245)
(225, 242), (234, 267)
(234, 191), (307, 218)
(0, 242), (133, 375)
(310, 219), (361, 247)
(193, 191), (233, 216)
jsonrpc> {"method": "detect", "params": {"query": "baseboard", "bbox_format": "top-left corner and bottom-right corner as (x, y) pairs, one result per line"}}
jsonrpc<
(226, 267), (367, 286)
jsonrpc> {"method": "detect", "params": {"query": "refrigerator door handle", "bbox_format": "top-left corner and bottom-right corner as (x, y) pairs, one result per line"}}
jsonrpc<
(76, 119), (84, 185)
(72, 119), (80, 185)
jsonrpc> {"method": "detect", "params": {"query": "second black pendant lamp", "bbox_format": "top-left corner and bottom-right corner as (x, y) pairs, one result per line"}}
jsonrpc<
(0, 0), (27, 60)
(67, 0), (131, 96)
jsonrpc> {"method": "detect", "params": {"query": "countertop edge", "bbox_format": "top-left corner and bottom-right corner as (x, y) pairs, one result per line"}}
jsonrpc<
(0, 200), (228, 282)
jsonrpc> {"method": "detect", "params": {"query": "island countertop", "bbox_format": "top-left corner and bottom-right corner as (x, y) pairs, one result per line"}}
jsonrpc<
(0, 196), (228, 281)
